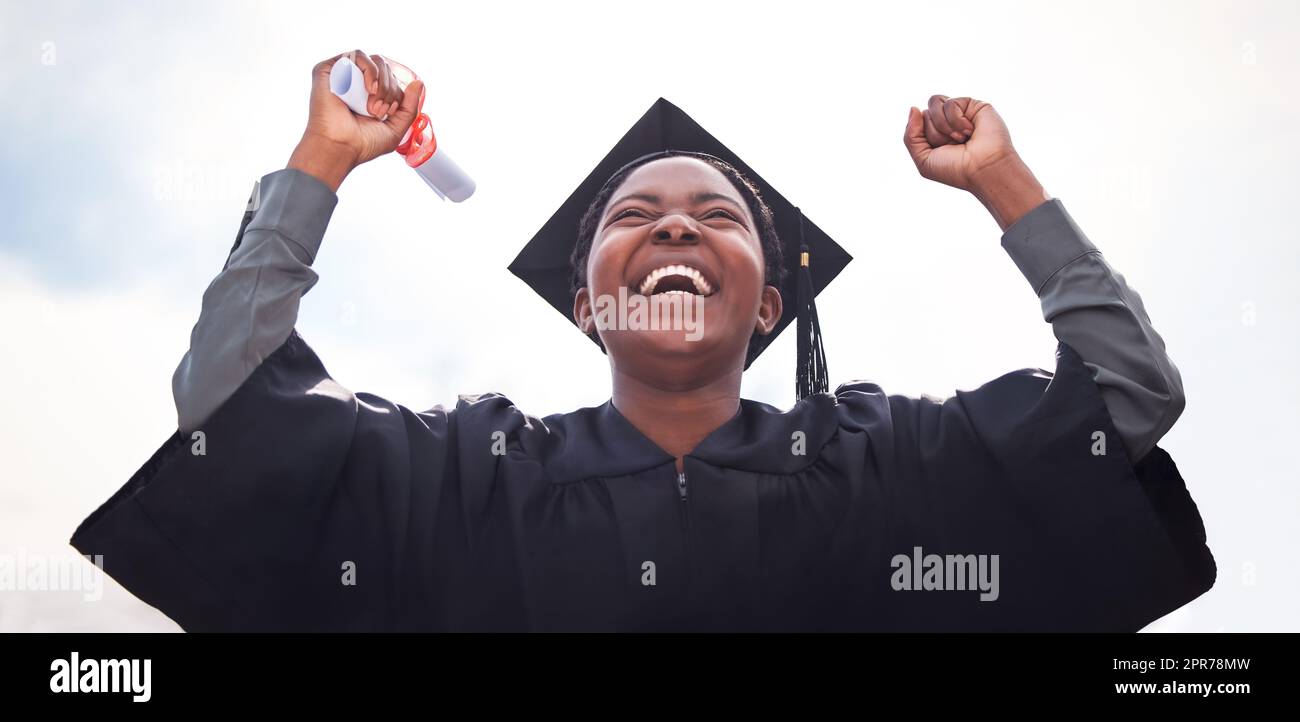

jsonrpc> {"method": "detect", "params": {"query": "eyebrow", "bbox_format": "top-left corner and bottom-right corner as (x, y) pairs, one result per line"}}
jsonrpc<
(606, 191), (748, 213)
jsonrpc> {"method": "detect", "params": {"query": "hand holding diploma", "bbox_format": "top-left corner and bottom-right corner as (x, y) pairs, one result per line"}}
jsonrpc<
(288, 49), (425, 192)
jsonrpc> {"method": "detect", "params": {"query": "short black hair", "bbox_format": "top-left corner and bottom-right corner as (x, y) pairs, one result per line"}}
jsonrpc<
(569, 151), (786, 362)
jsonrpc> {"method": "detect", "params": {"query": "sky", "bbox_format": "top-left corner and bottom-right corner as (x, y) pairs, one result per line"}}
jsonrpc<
(1, 0), (1297, 631)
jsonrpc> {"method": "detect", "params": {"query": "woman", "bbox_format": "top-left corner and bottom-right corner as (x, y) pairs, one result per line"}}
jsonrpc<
(72, 50), (1214, 631)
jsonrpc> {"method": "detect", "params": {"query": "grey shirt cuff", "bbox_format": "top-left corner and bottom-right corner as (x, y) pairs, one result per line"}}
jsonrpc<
(240, 168), (339, 263)
(1000, 198), (1099, 295)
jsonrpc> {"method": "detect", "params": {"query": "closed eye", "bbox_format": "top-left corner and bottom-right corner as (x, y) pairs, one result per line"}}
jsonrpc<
(702, 208), (741, 222)
(612, 208), (650, 221)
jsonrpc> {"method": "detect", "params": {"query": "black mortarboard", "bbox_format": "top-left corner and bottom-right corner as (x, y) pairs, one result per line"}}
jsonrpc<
(509, 98), (852, 399)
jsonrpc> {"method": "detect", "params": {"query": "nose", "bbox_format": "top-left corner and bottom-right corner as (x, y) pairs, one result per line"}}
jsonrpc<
(651, 213), (700, 245)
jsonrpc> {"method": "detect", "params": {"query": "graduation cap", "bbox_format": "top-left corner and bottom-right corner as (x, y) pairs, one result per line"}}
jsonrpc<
(509, 98), (852, 399)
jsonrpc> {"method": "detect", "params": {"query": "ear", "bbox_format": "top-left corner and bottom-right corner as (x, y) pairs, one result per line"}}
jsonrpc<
(573, 287), (595, 333)
(754, 284), (783, 335)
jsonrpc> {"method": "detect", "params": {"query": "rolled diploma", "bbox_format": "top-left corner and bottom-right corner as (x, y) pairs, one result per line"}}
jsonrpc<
(413, 149), (476, 202)
(329, 56), (375, 117)
(328, 56), (476, 202)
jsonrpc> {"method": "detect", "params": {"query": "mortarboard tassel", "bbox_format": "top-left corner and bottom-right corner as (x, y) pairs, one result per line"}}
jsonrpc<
(794, 209), (829, 401)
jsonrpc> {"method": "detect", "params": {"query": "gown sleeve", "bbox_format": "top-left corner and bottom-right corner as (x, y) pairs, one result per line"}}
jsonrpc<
(841, 341), (1215, 631)
(69, 331), (472, 631)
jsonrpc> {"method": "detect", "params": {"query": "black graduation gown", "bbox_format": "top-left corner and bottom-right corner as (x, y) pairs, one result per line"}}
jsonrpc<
(70, 331), (1214, 631)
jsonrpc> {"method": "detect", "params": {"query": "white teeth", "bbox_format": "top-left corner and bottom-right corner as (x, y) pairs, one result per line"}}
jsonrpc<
(636, 264), (715, 296)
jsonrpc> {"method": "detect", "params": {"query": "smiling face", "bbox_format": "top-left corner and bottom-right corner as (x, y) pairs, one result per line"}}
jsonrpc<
(573, 156), (783, 389)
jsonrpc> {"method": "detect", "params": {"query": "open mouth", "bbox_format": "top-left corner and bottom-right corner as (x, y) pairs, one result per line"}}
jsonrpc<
(636, 264), (716, 297)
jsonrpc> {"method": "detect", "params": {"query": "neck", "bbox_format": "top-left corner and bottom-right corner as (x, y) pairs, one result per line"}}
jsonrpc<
(611, 366), (742, 471)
